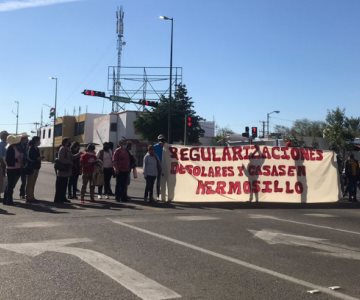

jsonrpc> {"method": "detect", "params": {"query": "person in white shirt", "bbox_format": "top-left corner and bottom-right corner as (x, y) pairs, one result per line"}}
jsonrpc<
(143, 145), (160, 203)
(96, 142), (113, 199)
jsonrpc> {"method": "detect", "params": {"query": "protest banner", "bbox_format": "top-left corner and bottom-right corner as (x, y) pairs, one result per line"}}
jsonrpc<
(160, 145), (340, 203)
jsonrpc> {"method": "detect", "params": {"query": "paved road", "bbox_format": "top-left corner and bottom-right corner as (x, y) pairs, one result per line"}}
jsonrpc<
(0, 162), (359, 299)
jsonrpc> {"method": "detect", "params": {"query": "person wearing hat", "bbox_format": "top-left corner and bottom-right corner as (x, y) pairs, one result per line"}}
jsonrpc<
(0, 130), (9, 200)
(153, 134), (166, 199)
(3, 135), (23, 205)
(112, 139), (131, 202)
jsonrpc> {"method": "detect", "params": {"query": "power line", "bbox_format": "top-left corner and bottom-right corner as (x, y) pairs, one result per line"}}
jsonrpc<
(0, 122), (34, 125)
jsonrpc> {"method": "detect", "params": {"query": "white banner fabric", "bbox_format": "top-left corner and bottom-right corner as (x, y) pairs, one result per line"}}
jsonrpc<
(160, 145), (340, 203)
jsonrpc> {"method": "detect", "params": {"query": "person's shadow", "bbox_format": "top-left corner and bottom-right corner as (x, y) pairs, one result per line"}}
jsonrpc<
(244, 146), (266, 203)
(295, 153), (308, 203)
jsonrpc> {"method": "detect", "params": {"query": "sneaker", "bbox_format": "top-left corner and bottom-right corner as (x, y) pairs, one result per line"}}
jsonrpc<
(98, 195), (102, 200)
(105, 195), (109, 199)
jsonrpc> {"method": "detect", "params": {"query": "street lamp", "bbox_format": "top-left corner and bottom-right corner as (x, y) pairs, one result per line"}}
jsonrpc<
(267, 110), (280, 137)
(14, 100), (19, 135)
(49, 76), (58, 162)
(160, 15), (174, 144)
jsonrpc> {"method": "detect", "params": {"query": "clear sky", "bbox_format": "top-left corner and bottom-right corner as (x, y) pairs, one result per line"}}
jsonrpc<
(1, 0), (360, 136)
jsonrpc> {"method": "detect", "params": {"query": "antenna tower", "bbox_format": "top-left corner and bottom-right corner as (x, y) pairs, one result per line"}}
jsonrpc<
(113, 6), (126, 112)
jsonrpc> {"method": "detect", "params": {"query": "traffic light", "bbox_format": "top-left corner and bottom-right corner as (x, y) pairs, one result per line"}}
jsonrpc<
(187, 116), (193, 128)
(49, 107), (55, 118)
(251, 127), (258, 138)
(138, 99), (158, 107)
(242, 126), (250, 138)
(82, 89), (106, 98)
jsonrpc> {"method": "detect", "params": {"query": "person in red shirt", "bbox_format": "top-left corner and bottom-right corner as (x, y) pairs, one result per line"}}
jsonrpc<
(112, 140), (130, 202)
(80, 143), (97, 203)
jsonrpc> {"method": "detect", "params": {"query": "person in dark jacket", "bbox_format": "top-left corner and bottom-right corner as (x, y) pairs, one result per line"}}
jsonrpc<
(68, 141), (81, 199)
(18, 133), (29, 199)
(125, 141), (137, 201)
(345, 153), (359, 202)
(3, 135), (23, 205)
(25, 136), (41, 203)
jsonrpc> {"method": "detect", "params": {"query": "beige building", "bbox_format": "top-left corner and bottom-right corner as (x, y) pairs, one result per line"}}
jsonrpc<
(39, 111), (216, 164)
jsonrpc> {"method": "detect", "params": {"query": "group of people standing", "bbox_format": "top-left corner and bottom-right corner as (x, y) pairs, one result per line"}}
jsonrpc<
(0, 130), (42, 205)
(53, 134), (166, 205)
(0, 129), (167, 205)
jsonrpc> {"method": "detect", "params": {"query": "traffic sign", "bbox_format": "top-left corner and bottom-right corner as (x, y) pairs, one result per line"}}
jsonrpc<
(110, 95), (131, 103)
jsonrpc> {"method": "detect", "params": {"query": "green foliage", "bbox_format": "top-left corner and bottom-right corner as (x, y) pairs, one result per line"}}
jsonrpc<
(291, 119), (325, 137)
(133, 84), (204, 144)
(214, 126), (234, 145)
(323, 107), (355, 152)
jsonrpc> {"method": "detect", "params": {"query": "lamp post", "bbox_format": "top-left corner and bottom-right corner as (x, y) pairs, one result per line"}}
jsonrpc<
(266, 110), (280, 137)
(14, 100), (19, 135)
(160, 15), (174, 144)
(49, 76), (58, 162)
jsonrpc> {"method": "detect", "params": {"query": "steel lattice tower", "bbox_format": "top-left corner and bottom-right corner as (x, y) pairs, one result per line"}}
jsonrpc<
(113, 6), (125, 112)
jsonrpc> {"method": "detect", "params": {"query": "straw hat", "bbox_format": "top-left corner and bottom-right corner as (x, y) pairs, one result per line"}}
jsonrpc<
(6, 135), (22, 146)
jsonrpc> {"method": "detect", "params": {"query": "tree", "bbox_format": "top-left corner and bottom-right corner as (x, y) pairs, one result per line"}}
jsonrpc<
(273, 125), (291, 137)
(214, 126), (234, 145)
(133, 83), (204, 144)
(345, 116), (360, 138)
(291, 119), (325, 137)
(323, 107), (354, 153)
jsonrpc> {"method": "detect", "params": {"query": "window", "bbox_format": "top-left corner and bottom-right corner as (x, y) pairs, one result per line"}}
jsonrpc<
(42, 129), (45, 139)
(48, 128), (52, 138)
(74, 121), (85, 136)
(110, 122), (117, 132)
(54, 124), (62, 137)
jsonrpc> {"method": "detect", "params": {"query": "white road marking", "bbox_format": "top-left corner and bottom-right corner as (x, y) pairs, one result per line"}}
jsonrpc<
(249, 214), (360, 236)
(249, 229), (360, 261)
(0, 261), (18, 266)
(0, 238), (181, 300)
(176, 216), (220, 221)
(15, 221), (61, 228)
(108, 219), (359, 300)
(304, 214), (337, 218)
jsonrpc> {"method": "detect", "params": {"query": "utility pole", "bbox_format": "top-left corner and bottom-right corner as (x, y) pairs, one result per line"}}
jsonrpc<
(33, 122), (40, 135)
(260, 121), (266, 138)
(14, 100), (19, 135)
(184, 114), (187, 145)
(40, 107), (43, 127)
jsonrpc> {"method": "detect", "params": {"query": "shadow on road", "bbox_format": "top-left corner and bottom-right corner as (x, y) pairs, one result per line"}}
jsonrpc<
(0, 207), (16, 215)
(130, 197), (181, 210)
(168, 200), (360, 210)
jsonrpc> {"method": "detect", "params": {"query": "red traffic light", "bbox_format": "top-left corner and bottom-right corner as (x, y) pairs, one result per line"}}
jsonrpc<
(251, 126), (258, 138)
(187, 116), (193, 127)
(82, 89), (106, 98)
(138, 99), (158, 107)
